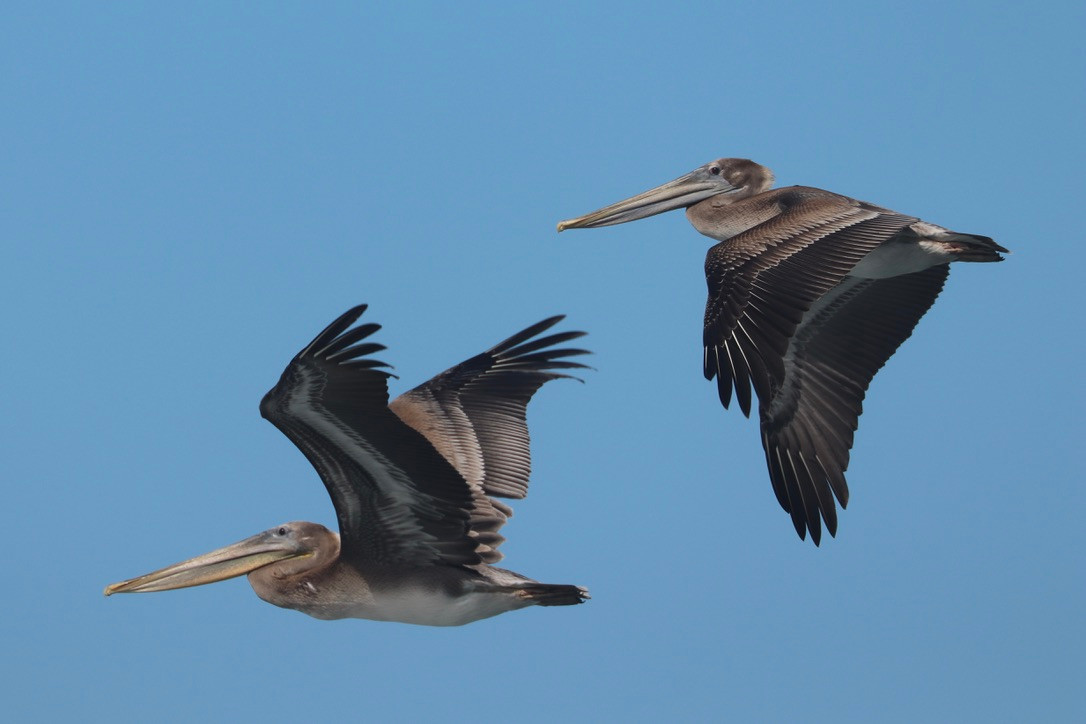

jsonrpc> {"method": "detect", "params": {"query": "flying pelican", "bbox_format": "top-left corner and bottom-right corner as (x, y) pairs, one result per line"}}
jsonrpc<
(558, 158), (1007, 544)
(105, 305), (590, 625)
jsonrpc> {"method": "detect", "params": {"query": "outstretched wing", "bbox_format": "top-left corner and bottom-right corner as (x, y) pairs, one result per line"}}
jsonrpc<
(700, 187), (952, 543)
(702, 187), (916, 418)
(259, 305), (482, 568)
(389, 316), (589, 563)
(758, 266), (949, 543)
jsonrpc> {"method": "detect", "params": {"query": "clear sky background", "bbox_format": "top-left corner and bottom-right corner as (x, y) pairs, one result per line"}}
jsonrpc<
(3, 2), (1083, 722)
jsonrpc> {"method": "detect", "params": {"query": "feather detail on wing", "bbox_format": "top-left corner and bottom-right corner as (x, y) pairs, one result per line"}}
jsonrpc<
(759, 265), (949, 543)
(389, 316), (589, 562)
(260, 305), (483, 568)
(703, 189), (916, 417)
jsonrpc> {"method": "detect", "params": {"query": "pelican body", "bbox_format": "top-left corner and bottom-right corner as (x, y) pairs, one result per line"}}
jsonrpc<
(106, 306), (590, 625)
(559, 158), (1007, 544)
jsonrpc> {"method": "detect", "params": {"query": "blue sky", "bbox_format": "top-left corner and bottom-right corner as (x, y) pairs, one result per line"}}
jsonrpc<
(3, 2), (1083, 721)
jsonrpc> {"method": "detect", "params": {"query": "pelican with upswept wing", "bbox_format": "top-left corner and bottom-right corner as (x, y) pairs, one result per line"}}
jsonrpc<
(106, 305), (590, 625)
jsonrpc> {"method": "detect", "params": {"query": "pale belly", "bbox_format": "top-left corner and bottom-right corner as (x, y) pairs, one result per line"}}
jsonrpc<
(848, 239), (951, 279)
(285, 580), (530, 626)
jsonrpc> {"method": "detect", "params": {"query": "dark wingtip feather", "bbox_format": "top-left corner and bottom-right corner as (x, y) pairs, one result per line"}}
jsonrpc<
(486, 316), (569, 357)
(327, 341), (386, 362)
(290, 305), (396, 378)
(298, 304), (370, 358)
(703, 356), (715, 382)
(500, 330), (589, 360)
(513, 348), (592, 367)
(734, 365), (753, 418)
(482, 318), (592, 380)
(319, 322), (381, 357)
(807, 507), (823, 547)
(715, 373), (733, 410)
(706, 347), (732, 409)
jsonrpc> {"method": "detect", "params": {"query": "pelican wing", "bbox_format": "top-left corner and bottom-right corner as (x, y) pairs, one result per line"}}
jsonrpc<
(702, 188), (916, 417)
(259, 305), (481, 568)
(758, 265), (949, 543)
(389, 316), (589, 562)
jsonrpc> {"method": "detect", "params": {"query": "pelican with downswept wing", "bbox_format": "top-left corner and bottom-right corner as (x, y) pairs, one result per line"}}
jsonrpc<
(559, 158), (1007, 544)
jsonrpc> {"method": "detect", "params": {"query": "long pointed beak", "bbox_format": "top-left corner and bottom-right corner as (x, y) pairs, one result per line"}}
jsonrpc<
(104, 530), (307, 595)
(557, 169), (736, 231)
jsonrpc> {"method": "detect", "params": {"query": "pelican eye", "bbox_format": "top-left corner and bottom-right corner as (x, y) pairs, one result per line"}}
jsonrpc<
(709, 166), (721, 175)
(277, 526), (288, 536)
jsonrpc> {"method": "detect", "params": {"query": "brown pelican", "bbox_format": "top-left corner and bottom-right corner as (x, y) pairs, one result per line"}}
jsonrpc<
(558, 158), (1007, 545)
(105, 305), (590, 625)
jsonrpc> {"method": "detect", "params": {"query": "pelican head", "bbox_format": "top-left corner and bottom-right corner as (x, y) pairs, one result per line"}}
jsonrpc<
(557, 158), (773, 231)
(104, 521), (334, 596)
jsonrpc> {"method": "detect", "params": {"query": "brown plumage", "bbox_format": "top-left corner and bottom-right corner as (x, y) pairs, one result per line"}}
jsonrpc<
(106, 306), (591, 625)
(559, 158), (1007, 544)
